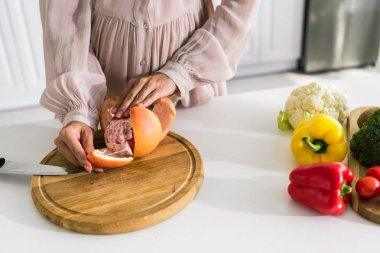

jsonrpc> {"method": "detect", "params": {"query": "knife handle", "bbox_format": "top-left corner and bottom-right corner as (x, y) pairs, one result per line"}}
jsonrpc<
(0, 158), (4, 168)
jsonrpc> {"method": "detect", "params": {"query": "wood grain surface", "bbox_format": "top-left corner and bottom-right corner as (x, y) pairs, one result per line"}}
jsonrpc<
(348, 106), (380, 223)
(31, 131), (204, 234)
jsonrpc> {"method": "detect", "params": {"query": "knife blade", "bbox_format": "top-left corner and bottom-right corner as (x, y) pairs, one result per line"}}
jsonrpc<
(0, 157), (80, 175)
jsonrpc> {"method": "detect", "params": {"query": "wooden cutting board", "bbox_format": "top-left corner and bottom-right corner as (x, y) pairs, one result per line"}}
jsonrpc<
(31, 131), (203, 234)
(348, 106), (380, 223)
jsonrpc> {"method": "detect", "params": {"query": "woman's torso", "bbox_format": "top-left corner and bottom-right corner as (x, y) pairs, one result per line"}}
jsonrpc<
(90, 0), (210, 98)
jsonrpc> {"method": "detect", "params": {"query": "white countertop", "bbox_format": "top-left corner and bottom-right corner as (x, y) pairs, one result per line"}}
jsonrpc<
(1, 75), (380, 253)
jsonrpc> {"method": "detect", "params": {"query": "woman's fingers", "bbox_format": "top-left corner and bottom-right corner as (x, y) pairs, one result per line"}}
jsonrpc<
(63, 131), (89, 167)
(114, 74), (177, 116)
(81, 127), (94, 155)
(114, 78), (147, 118)
(137, 74), (176, 107)
(55, 121), (102, 173)
(79, 128), (97, 172)
(111, 78), (137, 114)
(93, 167), (104, 173)
(55, 138), (80, 167)
(137, 91), (161, 108)
(132, 83), (156, 107)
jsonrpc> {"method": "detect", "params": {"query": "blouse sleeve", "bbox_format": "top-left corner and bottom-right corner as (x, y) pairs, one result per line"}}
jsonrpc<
(158, 0), (260, 106)
(39, 0), (107, 130)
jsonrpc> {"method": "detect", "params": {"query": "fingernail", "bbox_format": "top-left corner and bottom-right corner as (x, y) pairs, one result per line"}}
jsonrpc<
(94, 168), (104, 173)
(84, 164), (92, 173)
(137, 103), (143, 107)
(123, 111), (130, 117)
(85, 148), (94, 155)
(111, 108), (117, 114)
(115, 111), (122, 118)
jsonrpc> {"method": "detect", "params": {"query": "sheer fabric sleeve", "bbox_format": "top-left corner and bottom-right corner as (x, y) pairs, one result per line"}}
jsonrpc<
(39, 0), (106, 130)
(158, 0), (259, 106)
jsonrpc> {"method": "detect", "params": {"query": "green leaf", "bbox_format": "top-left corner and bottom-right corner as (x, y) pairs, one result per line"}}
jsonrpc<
(277, 111), (293, 131)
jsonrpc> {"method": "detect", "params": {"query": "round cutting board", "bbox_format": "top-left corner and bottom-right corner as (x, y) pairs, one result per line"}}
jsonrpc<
(31, 131), (203, 234)
(348, 106), (380, 223)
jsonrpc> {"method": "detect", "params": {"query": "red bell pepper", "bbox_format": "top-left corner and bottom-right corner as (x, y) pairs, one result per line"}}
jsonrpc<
(288, 162), (354, 215)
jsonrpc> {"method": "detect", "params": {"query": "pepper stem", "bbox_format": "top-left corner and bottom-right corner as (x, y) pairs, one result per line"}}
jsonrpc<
(302, 137), (327, 153)
(341, 181), (352, 199)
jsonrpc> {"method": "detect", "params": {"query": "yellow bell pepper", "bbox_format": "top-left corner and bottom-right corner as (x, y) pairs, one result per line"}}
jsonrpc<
(290, 113), (347, 165)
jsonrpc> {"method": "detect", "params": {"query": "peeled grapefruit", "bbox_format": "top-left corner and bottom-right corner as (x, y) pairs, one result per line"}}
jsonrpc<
(87, 96), (176, 168)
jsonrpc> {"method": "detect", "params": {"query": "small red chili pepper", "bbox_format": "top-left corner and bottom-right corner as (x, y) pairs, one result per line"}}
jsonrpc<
(288, 162), (354, 215)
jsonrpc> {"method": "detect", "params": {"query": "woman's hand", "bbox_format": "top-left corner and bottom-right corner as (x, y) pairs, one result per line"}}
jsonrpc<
(54, 121), (103, 173)
(112, 73), (177, 118)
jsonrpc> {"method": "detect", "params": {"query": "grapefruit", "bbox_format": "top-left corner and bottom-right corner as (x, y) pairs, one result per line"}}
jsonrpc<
(87, 149), (134, 168)
(87, 96), (176, 168)
(152, 97), (176, 141)
(130, 106), (162, 158)
(99, 96), (118, 131)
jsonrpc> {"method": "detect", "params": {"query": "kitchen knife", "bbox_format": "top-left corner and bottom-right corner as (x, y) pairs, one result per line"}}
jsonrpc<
(0, 157), (80, 175)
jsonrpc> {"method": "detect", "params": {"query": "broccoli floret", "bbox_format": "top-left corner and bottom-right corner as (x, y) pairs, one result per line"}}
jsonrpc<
(350, 109), (380, 167)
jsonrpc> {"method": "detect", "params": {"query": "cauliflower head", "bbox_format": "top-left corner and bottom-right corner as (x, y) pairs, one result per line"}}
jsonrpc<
(281, 82), (349, 129)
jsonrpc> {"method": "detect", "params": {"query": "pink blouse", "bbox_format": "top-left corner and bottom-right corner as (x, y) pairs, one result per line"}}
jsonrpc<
(39, 0), (259, 130)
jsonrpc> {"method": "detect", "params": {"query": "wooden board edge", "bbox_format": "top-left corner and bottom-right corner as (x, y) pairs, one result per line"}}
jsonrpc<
(30, 132), (205, 234)
(347, 106), (380, 224)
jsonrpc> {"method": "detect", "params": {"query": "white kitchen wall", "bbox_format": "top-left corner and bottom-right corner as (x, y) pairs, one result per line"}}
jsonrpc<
(0, 0), (44, 111)
(236, 0), (305, 77)
(0, 0), (305, 112)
